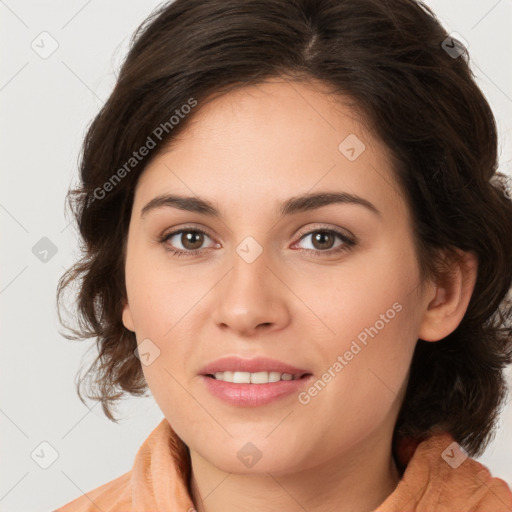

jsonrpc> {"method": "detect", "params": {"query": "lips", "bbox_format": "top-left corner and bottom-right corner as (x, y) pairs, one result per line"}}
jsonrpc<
(199, 356), (311, 378)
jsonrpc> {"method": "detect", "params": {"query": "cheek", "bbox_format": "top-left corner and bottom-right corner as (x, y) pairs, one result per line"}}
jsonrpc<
(304, 257), (420, 406)
(124, 256), (210, 400)
(306, 261), (418, 353)
(125, 248), (205, 337)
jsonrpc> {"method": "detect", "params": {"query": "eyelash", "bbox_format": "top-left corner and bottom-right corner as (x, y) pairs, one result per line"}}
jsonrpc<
(158, 225), (356, 259)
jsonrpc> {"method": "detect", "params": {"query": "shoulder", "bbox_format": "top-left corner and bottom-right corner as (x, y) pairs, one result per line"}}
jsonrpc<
(53, 470), (132, 511)
(380, 432), (512, 512)
(52, 419), (179, 512)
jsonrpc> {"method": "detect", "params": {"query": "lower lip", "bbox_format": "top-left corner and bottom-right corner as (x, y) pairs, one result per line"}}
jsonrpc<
(201, 375), (313, 407)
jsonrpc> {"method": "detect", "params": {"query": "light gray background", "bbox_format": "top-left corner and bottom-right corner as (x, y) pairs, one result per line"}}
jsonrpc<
(1, 1), (511, 511)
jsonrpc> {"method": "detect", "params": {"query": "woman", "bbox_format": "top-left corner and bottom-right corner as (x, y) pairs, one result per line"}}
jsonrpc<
(55, 0), (512, 510)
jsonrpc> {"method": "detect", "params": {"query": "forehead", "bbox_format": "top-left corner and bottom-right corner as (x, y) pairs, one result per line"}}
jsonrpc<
(133, 79), (406, 221)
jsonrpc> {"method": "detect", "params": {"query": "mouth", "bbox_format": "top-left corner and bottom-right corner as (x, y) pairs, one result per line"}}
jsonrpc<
(199, 356), (314, 406)
(205, 371), (312, 384)
(199, 355), (312, 383)
(201, 370), (314, 407)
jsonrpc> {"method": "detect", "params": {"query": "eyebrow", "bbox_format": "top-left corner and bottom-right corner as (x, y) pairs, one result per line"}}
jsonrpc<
(140, 191), (381, 219)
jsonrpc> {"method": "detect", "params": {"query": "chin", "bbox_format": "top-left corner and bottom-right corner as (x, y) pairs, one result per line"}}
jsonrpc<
(210, 452), (298, 475)
(196, 436), (313, 475)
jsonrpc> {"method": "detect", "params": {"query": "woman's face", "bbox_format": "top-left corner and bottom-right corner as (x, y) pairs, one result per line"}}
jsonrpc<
(122, 79), (433, 474)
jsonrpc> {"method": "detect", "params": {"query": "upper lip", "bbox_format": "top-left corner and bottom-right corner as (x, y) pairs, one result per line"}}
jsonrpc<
(199, 356), (311, 377)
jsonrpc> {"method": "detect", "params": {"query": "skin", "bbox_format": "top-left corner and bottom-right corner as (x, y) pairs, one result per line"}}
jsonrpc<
(122, 78), (478, 512)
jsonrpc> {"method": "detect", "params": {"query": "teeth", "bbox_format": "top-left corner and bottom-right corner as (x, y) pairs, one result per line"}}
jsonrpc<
(213, 371), (299, 384)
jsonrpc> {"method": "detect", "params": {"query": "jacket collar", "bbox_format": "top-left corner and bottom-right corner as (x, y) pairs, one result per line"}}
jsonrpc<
(131, 419), (512, 511)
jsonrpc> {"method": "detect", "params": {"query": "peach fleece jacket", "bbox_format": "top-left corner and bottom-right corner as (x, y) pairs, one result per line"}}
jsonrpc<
(55, 419), (512, 512)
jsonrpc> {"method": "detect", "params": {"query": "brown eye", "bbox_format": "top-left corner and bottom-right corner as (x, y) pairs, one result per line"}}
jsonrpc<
(310, 231), (336, 251)
(294, 227), (355, 258)
(179, 231), (205, 250)
(161, 228), (214, 255)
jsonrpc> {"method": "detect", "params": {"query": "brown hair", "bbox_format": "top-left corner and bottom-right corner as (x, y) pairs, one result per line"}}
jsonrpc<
(57, 0), (512, 457)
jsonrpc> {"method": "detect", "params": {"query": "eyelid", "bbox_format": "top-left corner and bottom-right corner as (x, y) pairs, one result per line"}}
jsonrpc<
(160, 223), (213, 236)
(159, 224), (217, 246)
(159, 222), (356, 256)
(160, 223), (354, 243)
(294, 223), (355, 244)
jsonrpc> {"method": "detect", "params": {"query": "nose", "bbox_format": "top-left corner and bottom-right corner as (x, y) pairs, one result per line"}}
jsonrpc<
(211, 248), (291, 337)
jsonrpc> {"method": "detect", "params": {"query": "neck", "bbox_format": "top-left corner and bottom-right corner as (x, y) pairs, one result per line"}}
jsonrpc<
(189, 431), (401, 512)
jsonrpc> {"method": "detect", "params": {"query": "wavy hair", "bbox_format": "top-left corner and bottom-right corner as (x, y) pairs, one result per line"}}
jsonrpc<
(57, 0), (512, 457)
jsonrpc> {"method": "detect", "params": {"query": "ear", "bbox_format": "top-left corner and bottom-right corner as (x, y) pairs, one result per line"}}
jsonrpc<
(418, 248), (478, 342)
(122, 299), (135, 332)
